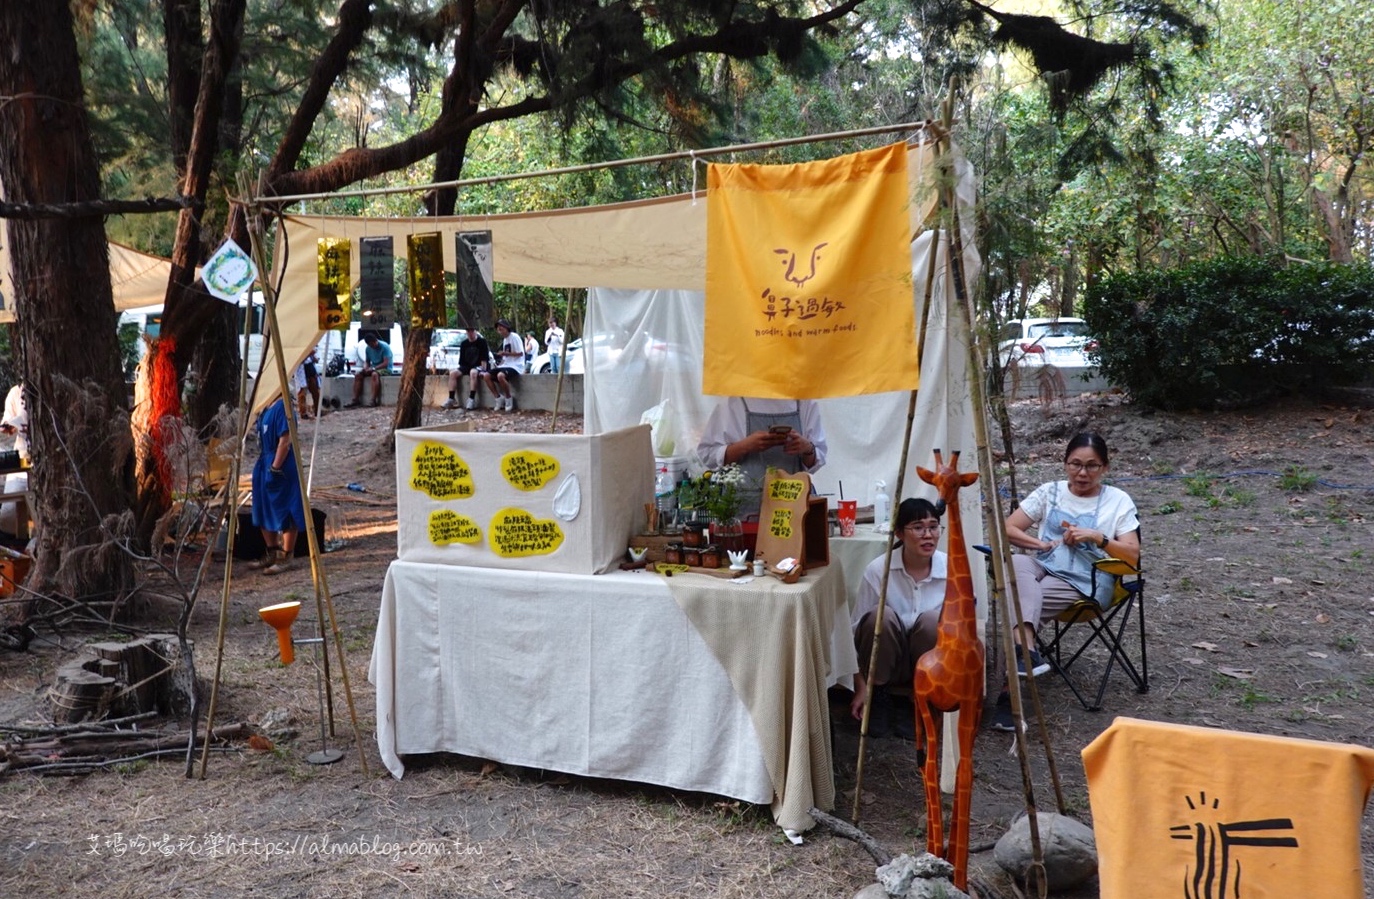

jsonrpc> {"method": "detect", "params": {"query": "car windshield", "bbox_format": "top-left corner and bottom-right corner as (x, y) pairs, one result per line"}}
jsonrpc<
(1027, 321), (1090, 340)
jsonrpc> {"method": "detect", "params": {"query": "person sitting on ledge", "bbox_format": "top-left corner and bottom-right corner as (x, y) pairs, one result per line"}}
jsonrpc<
(489, 319), (523, 412)
(442, 327), (494, 411)
(346, 332), (392, 408)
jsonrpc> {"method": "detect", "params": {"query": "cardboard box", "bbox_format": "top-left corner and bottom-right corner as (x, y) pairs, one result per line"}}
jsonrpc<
(395, 423), (653, 574)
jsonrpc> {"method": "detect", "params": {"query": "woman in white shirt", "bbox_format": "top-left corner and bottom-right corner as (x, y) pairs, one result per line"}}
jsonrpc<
(850, 497), (946, 739)
(1004, 430), (1140, 678)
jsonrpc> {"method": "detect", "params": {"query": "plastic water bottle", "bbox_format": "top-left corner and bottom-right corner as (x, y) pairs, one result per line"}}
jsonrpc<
(347, 482), (366, 493)
(872, 479), (891, 533)
(654, 466), (677, 521)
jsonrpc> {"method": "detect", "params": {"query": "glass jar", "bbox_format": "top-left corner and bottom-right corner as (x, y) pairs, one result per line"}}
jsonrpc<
(683, 546), (702, 567)
(712, 517), (744, 554)
(664, 543), (683, 565)
(700, 545), (720, 569)
(682, 521), (708, 548)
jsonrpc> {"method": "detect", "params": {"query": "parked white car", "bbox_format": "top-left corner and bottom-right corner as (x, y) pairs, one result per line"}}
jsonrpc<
(531, 337), (583, 374)
(998, 317), (1098, 370)
(316, 322), (405, 376)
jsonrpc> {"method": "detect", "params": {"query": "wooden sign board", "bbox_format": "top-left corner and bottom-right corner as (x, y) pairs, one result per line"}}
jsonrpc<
(753, 470), (812, 571)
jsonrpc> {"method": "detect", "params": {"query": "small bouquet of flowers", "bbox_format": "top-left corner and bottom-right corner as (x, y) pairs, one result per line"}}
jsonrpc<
(679, 464), (747, 522)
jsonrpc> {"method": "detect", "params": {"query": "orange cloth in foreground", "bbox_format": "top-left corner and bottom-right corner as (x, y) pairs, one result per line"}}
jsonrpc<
(703, 142), (915, 399)
(1082, 716), (1374, 898)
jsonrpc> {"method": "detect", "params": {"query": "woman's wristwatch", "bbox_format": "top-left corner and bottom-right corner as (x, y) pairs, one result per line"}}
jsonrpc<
(1098, 533), (1110, 549)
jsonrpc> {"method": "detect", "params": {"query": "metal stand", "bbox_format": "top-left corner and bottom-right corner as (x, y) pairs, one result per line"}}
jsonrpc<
(296, 636), (345, 765)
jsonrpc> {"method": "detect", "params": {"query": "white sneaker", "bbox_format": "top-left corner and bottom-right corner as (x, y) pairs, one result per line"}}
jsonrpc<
(505, 395), (516, 412)
(441, 398), (459, 410)
(464, 397), (476, 411)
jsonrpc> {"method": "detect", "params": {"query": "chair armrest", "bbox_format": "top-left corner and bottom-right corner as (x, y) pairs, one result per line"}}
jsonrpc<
(1093, 557), (1140, 578)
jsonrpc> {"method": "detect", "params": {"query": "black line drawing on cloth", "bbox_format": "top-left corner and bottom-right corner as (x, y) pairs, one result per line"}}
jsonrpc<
(1169, 792), (1298, 899)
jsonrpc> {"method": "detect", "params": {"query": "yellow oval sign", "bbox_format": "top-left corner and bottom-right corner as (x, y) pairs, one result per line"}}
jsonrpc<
(428, 510), (481, 546)
(489, 508), (565, 557)
(500, 450), (561, 491)
(411, 441), (475, 500)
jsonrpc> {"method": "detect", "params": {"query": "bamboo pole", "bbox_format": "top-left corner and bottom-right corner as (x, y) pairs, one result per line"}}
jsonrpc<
(851, 221), (942, 823)
(244, 198), (371, 776)
(936, 84), (1055, 897)
(261, 121), (939, 207)
(199, 191), (261, 777)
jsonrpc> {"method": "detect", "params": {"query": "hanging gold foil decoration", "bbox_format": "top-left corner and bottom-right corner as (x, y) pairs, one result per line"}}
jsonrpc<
(407, 232), (447, 328)
(316, 237), (352, 330)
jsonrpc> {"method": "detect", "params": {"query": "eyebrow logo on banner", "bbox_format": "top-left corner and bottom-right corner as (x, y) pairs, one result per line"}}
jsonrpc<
(703, 142), (918, 400)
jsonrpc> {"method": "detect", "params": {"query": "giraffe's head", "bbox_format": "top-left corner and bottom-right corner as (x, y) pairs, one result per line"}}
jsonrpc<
(916, 449), (978, 505)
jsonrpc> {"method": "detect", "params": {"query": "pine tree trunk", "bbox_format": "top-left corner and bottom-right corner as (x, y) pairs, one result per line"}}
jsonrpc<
(0, 6), (137, 613)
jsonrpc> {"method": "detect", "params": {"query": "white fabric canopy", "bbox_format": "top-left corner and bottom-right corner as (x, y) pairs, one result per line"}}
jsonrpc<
(0, 240), (179, 323)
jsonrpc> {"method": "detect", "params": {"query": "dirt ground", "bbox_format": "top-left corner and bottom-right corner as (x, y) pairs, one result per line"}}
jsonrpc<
(1, 390), (1372, 898)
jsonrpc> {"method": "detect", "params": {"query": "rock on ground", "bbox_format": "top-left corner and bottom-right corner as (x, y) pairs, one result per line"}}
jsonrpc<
(994, 811), (1097, 890)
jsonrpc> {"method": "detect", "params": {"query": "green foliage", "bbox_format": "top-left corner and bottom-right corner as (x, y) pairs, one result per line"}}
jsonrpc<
(1278, 465), (1318, 492)
(1183, 473), (1216, 498)
(1083, 256), (1374, 409)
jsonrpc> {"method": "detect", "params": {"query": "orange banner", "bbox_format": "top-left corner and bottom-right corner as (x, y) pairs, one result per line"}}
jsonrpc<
(1083, 717), (1374, 899)
(703, 142), (915, 398)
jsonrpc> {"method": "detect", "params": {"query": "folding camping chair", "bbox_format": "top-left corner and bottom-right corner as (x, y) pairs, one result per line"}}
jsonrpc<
(1035, 535), (1148, 711)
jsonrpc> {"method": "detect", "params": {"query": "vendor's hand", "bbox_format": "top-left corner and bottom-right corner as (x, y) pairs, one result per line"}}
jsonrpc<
(745, 429), (789, 454)
(268, 466), (285, 481)
(783, 431), (813, 457)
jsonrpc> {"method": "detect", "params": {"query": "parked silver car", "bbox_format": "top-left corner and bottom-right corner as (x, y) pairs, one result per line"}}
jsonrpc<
(998, 317), (1098, 369)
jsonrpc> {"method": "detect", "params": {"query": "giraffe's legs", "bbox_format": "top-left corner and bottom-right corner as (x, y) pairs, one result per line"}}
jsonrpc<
(916, 695), (945, 858)
(948, 699), (983, 892)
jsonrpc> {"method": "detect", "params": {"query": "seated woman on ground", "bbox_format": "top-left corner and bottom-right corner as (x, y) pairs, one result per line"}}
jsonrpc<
(849, 497), (947, 740)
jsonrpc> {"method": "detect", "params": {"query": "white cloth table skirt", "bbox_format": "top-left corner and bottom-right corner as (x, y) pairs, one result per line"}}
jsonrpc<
(369, 560), (857, 832)
(828, 529), (892, 611)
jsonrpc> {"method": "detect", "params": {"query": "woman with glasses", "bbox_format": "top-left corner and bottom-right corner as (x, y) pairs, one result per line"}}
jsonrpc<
(995, 432), (1139, 726)
(849, 497), (947, 739)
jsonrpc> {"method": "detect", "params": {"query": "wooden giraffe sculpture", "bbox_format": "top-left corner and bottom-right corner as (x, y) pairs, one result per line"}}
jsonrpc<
(913, 449), (984, 892)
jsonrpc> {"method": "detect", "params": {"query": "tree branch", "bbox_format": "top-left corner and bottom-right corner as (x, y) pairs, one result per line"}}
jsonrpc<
(0, 196), (195, 220)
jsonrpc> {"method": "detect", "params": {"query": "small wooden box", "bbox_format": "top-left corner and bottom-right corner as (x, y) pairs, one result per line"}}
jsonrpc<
(803, 496), (829, 570)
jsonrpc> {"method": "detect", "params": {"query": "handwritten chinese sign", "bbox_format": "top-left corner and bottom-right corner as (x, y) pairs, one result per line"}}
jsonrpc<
(768, 507), (795, 540)
(428, 510), (481, 546)
(500, 450), (560, 492)
(410, 441), (474, 500)
(768, 477), (806, 503)
(489, 509), (565, 558)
